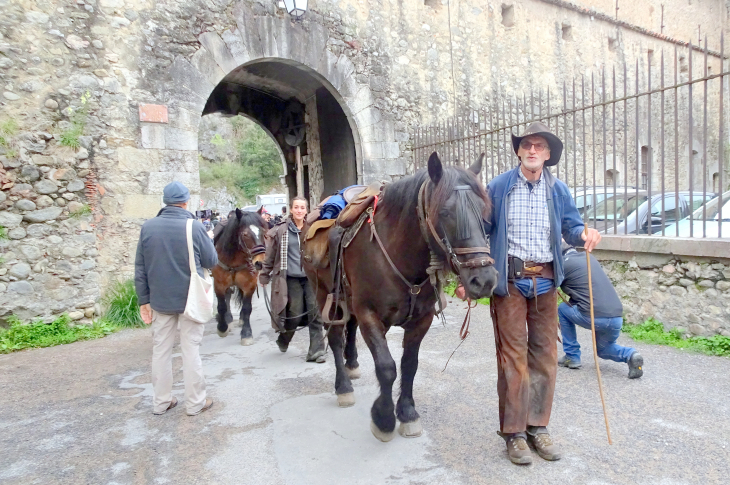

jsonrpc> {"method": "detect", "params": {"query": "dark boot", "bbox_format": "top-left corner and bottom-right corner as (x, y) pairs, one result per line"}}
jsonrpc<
(558, 354), (582, 369)
(628, 352), (644, 379)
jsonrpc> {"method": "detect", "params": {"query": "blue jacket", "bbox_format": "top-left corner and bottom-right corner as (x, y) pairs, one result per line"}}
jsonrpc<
(135, 206), (218, 313)
(486, 167), (585, 297)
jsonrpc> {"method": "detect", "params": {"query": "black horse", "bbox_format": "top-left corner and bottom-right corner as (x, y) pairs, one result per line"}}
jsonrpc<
(212, 209), (267, 345)
(308, 152), (498, 440)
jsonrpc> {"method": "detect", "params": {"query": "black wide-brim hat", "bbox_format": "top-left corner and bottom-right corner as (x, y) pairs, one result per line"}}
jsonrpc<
(511, 122), (563, 167)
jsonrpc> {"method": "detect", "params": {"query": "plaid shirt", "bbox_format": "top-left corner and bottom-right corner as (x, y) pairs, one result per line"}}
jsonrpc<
(507, 169), (553, 263)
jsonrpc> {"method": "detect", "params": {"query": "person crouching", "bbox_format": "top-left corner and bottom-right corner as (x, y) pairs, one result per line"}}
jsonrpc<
(558, 241), (644, 378)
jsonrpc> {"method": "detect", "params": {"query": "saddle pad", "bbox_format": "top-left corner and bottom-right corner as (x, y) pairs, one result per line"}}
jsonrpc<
(336, 182), (382, 228)
(303, 219), (336, 269)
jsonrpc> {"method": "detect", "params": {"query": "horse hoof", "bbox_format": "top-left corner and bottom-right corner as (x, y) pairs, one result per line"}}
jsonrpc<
(345, 366), (361, 380)
(337, 392), (355, 408)
(217, 328), (229, 338)
(370, 420), (395, 442)
(240, 338), (254, 346)
(398, 419), (423, 438)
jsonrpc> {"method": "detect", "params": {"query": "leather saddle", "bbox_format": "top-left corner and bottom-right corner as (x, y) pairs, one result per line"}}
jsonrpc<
(303, 218), (336, 270)
(336, 182), (382, 228)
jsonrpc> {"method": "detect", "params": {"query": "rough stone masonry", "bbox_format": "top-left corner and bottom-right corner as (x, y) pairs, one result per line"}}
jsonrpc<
(0, 0), (728, 326)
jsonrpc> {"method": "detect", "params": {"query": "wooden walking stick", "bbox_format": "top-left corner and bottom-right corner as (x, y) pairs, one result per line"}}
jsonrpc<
(585, 227), (613, 445)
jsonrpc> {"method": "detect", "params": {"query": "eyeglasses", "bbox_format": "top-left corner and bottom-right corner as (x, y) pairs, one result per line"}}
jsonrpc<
(519, 140), (549, 152)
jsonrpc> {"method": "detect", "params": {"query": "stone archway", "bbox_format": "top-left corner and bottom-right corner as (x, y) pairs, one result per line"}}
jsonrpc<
(129, 11), (399, 217)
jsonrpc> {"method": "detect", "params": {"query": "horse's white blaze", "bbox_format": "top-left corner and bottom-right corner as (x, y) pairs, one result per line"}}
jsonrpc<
(249, 225), (260, 239)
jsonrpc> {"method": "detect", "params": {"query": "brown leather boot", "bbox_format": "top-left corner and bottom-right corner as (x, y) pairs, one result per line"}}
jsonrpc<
(500, 432), (533, 465)
(526, 426), (562, 461)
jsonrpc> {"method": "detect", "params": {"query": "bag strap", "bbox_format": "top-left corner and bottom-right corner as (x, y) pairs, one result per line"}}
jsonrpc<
(185, 219), (196, 276)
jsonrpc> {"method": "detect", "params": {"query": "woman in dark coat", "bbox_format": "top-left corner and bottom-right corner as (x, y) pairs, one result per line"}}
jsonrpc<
(259, 197), (326, 363)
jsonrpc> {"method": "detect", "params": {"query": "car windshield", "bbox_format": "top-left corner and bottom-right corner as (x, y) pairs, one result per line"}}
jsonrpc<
(684, 190), (730, 221)
(589, 193), (648, 221)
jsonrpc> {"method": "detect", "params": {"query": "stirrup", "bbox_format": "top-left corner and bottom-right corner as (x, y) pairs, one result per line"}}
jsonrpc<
(322, 293), (349, 325)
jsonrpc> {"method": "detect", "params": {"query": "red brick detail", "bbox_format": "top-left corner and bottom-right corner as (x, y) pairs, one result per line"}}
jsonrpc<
(138, 104), (169, 123)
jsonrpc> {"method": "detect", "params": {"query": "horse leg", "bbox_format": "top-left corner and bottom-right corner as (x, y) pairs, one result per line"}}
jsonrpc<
(344, 317), (360, 379)
(359, 311), (397, 442)
(216, 292), (230, 337)
(328, 323), (355, 407)
(225, 290), (233, 324)
(395, 314), (432, 438)
(239, 291), (254, 346)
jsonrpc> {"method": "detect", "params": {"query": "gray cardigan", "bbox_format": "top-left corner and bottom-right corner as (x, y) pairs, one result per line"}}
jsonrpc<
(134, 206), (218, 314)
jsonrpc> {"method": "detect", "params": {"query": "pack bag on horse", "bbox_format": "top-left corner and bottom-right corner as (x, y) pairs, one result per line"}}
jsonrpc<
(304, 152), (498, 441)
(212, 209), (268, 345)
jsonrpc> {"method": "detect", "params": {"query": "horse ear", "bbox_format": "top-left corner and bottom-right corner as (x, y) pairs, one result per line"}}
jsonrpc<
(236, 208), (243, 219)
(427, 152), (443, 184)
(256, 206), (263, 215)
(469, 153), (484, 176)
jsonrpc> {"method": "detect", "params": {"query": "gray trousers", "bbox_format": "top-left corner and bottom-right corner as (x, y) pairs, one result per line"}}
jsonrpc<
(278, 276), (325, 357)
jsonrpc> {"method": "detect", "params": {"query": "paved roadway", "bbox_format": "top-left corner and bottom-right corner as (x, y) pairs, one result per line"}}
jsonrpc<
(1, 292), (729, 485)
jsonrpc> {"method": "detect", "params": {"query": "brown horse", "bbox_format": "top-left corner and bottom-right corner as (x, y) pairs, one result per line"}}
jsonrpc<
(212, 209), (268, 345)
(307, 152), (498, 441)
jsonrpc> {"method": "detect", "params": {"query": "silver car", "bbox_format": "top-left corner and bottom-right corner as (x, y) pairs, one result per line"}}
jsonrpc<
(662, 190), (730, 238)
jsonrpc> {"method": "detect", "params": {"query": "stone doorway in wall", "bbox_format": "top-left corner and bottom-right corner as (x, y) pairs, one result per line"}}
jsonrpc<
(202, 59), (359, 209)
(197, 114), (287, 216)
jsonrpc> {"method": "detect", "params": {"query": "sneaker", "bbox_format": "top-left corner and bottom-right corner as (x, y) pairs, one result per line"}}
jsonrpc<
(187, 398), (214, 416)
(628, 352), (644, 379)
(500, 433), (532, 465)
(558, 354), (582, 369)
(152, 397), (178, 415)
(526, 427), (562, 461)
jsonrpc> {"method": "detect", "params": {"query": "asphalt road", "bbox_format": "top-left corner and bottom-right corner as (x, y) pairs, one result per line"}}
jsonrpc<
(1, 292), (729, 485)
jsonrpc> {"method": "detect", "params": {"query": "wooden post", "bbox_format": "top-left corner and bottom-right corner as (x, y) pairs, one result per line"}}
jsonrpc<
(296, 145), (303, 197)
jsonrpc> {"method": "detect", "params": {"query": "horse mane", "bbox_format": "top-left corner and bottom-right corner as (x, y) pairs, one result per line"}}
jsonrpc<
(380, 166), (490, 226)
(214, 210), (266, 260)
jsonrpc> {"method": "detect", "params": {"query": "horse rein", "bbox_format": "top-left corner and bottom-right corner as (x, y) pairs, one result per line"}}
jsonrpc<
(217, 229), (266, 276)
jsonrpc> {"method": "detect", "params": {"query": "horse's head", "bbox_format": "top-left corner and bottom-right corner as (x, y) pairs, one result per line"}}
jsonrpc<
(235, 208), (267, 271)
(427, 152), (498, 299)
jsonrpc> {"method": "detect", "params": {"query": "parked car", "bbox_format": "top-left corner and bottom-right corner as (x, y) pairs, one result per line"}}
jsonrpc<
(572, 186), (635, 217)
(588, 191), (716, 235)
(662, 190), (730, 238)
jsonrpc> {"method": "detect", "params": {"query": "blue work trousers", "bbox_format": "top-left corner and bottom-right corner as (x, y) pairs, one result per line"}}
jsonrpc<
(558, 302), (635, 363)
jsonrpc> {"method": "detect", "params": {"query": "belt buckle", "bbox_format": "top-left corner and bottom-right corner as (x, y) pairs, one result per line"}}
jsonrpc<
(524, 265), (543, 273)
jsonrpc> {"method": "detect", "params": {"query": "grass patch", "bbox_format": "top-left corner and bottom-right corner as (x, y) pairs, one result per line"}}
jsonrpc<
(0, 225), (7, 240)
(0, 119), (18, 147)
(0, 315), (118, 353)
(623, 318), (730, 357)
(100, 279), (146, 328)
(0, 279), (146, 353)
(69, 203), (92, 218)
(59, 91), (90, 150)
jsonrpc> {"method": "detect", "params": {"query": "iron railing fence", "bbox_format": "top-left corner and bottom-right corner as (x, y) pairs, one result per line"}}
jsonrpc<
(411, 36), (729, 239)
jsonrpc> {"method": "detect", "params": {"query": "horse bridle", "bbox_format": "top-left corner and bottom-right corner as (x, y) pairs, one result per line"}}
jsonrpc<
(217, 227), (266, 276)
(416, 181), (494, 273)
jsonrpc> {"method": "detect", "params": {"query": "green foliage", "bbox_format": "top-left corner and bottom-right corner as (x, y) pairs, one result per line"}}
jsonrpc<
(623, 318), (730, 357)
(0, 225), (7, 240)
(443, 277), (490, 305)
(60, 91), (90, 150)
(0, 119), (19, 155)
(0, 315), (118, 353)
(69, 203), (92, 218)
(100, 279), (146, 328)
(200, 116), (283, 206)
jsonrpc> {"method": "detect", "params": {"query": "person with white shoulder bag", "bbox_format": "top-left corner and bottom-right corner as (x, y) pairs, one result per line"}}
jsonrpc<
(135, 181), (218, 416)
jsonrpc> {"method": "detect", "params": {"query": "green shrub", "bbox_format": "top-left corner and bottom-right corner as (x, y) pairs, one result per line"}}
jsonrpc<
(0, 315), (117, 353)
(100, 279), (146, 328)
(0, 225), (7, 240)
(623, 318), (730, 357)
(443, 277), (490, 305)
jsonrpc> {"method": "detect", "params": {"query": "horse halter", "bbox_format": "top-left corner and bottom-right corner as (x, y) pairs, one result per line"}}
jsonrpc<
(217, 226), (266, 276)
(416, 180), (495, 273)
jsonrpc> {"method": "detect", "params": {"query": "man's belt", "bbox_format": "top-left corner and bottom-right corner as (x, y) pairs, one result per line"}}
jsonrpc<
(508, 256), (554, 280)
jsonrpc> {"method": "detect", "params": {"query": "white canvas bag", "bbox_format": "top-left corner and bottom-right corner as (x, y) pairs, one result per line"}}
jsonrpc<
(183, 219), (215, 323)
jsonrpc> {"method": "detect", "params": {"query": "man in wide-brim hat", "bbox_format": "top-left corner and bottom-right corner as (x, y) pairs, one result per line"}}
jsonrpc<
(484, 122), (601, 465)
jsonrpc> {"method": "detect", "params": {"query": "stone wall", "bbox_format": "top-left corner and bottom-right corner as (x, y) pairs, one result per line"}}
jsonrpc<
(603, 259), (730, 336)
